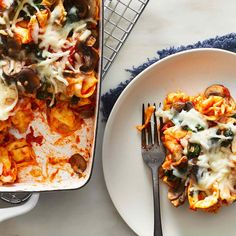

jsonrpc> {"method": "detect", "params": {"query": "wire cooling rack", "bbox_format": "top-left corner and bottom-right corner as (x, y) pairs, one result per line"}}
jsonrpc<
(102, 0), (149, 78)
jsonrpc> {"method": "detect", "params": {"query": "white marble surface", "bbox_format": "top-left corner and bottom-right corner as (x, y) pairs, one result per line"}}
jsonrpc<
(1, 0), (236, 235)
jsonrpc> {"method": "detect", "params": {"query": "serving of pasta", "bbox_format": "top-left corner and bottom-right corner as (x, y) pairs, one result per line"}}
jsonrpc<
(146, 84), (236, 212)
(0, 0), (100, 190)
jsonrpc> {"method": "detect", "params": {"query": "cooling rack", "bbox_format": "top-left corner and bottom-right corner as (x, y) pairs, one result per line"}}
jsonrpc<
(102, 0), (149, 78)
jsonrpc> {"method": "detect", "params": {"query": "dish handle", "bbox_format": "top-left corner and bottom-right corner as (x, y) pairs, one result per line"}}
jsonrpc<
(0, 193), (39, 222)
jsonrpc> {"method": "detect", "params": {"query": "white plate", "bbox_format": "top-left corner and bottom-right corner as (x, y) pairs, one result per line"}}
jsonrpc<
(102, 49), (236, 236)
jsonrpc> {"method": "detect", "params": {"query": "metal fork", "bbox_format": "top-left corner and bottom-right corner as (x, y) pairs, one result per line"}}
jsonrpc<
(141, 104), (166, 236)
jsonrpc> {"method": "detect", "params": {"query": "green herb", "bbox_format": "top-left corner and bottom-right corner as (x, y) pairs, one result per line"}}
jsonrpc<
(224, 129), (234, 137)
(178, 166), (187, 174)
(182, 125), (193, 132)
(196, 124), (204, 131)
(182, 124), (204, 132)
(221, 129), (234, 147)
(187, 143), (201, 159)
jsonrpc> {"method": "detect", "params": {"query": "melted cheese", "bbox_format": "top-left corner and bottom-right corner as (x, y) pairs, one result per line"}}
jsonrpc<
(189, 127), (231, 150)
(157, 104), (236, 204)
(156, 108), (208, 131)
(0, 80), (18, 120)
(195, 148), (236, 201)
(173, 109), (208, 131)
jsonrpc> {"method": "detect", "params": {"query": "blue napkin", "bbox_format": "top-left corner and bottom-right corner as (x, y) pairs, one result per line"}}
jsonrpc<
(101, 33), (236, 121)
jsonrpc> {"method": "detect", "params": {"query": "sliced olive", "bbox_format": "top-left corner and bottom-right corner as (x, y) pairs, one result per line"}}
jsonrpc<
(187, 143), (201, 159)
(69, 153), (87, 173)
(172, 101), (193, 113)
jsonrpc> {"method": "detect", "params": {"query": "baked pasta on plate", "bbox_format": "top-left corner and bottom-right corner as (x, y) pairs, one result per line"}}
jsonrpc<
(153, 84), (236, 212)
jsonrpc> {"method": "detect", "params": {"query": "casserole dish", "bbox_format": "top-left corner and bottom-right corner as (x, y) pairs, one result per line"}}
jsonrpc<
(0, 0), (103, 192)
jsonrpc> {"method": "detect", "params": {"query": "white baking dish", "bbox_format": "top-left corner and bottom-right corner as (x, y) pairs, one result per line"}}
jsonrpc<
(0, 0), (103, 193)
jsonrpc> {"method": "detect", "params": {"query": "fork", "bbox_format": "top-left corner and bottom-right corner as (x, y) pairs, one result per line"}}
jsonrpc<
(141, 104), (166, 236)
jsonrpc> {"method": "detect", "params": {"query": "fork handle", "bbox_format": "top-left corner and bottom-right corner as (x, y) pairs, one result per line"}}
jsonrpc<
(151, 167), (163, 236)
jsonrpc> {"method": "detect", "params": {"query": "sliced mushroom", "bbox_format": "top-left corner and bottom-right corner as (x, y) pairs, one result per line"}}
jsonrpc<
(72, 104), (95, 118)
(74, 0), (89, 19)
(204, 84), (230, 98)
(184, 101), (194, 111)
(3, 67), (40, 94)
(65, 0), (89, 21)
(168, 184), (186, 207)
(86, 22), (99, 49)
(171, 191), (186, 207)
(2, 60), (23, 80)
(172, 101), (193, 112)
(172, 156), (188, 172)
(172, 102), (185, 112)
(76, 42), (99, 73)
(15, 68), (40, 93)
(0, 35), (21, 58)
(69, 153), (87, 173)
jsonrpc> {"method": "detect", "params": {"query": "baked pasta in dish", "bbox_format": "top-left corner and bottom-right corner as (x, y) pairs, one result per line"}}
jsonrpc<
(142, 84), (236, 212)
(0, 0), (100, 186)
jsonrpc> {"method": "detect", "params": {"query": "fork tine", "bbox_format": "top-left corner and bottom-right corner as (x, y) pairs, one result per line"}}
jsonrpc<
(153, 103), (158, 145)
(147, 103), (152, 145)
(158, 116), (165, 151)
(141, 104), (146, 147)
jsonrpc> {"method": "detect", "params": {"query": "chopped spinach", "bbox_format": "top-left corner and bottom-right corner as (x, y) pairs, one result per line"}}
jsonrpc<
(187, 143), (201, 159)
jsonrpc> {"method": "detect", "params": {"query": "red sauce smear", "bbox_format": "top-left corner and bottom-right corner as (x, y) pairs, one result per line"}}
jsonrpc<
(26, 126), (44, 146)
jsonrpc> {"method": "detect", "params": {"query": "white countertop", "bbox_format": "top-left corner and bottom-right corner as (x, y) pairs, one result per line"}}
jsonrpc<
(1, 0), (236, 235)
